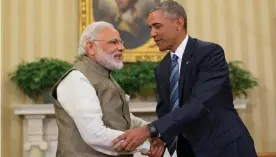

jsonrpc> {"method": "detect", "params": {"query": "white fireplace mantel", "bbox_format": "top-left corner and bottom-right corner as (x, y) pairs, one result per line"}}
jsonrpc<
(14, 100), (248, 157)
(14, 100), (248, 116)
(14, 102), (157, 116)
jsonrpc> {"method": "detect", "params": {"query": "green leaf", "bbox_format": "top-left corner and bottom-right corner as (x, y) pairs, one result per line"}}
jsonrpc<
(8, 57), (258, 100)
(9, 57), (73, 99)
(228, 61), (258, 98)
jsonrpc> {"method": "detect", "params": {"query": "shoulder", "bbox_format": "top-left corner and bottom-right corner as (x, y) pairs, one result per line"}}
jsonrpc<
(194, 38), (223, 52)
(191, 38), (225, 61)
(185, 37), (226, 69)
(57, 70), (90, 90)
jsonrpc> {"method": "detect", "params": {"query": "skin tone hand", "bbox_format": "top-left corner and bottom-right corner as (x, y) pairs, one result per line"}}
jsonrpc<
(111, 126), (150, 152)
(148, 138), (165, 157)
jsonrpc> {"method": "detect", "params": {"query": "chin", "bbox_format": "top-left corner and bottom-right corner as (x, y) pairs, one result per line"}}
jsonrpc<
(158, 47), (167, 52)
(112, 61), (123, 70)
(156, 44), (167, 51)
(117, 62), (124, 69)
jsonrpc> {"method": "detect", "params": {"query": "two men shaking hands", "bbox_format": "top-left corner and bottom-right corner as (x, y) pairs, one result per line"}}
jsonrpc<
(51, 1), (257, 157)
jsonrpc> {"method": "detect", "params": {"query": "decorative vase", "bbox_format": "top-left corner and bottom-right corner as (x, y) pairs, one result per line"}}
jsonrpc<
(233, 99), (248, 109)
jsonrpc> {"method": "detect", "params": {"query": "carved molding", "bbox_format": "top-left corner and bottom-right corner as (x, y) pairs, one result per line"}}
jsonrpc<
(24, 141), (48, 151)
(14, 102), (157, 116)
(14, 100), (248, 116)
(79, 0), (89, 34)
(23, 115), (48, 152)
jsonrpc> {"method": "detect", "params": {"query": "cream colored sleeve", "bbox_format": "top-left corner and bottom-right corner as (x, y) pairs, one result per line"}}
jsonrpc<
(130, 113), (149, 128)
(124, 94), (149, 128)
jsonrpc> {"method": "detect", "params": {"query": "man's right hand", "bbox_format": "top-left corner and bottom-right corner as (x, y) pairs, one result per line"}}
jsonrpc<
(147, 138), (165, 157)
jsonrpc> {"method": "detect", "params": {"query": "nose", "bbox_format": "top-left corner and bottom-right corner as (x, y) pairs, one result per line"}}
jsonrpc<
(118, 42), (125, 51)
(150, 29), (157, 38)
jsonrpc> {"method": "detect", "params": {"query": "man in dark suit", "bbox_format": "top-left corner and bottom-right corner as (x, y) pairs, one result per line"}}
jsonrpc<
(112, 1), (258, 157)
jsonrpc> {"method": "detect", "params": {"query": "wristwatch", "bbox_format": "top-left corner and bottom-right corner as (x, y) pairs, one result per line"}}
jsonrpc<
(147, 123), (160, 138)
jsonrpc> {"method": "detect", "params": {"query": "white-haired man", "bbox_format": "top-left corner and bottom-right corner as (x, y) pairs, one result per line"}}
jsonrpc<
(51, 21), (149, 157)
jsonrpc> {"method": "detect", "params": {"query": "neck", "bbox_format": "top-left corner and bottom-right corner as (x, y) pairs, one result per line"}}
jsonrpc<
(170, 32), (187, 52)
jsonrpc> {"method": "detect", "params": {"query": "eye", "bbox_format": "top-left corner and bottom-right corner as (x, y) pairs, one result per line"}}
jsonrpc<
(107, 39), (118, 44)
(109, 39), (123, 45)
(111, 40), (117, 44)
(153, 24), (162, 29)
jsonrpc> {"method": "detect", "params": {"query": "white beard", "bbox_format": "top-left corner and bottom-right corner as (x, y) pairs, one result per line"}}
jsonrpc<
(94, 47), (123, 70)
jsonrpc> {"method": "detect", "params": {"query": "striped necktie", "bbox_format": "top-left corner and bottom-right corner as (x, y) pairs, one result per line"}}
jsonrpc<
(168, 54), (180, 156)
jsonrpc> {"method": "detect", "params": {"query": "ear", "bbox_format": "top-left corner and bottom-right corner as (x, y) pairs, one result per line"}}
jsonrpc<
(175, 17), (184, 31)
(85, 41), (96, 56)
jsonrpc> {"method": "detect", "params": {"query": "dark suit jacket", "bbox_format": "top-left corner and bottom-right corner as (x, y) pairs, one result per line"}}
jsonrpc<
(152, 36), (257, 157)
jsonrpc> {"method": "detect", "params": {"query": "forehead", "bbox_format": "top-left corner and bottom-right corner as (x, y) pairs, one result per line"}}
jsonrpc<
(97, 27), (121, 40)
(148, 9), (171, 25)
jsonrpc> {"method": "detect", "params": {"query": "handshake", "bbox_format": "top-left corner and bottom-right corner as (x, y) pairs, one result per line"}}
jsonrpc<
(111, 126), (166, 157)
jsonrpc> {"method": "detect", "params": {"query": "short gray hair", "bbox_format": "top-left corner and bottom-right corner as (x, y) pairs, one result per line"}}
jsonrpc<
(150, 0), (187, 31)
(77, 21), (114, 56)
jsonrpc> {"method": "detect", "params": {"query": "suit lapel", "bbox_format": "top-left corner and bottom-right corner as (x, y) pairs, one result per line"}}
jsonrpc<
(179, 36), (196, 99)
(159, 53), (171, 105)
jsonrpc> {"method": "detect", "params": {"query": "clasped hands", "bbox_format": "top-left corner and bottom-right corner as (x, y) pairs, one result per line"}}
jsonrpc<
(111, 126), (165, 157)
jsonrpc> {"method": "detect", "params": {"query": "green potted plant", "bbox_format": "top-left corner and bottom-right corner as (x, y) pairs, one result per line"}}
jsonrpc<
(112, 61), (158, 101)
(9, 57), (73, 103)
(228, 61), (258, 108)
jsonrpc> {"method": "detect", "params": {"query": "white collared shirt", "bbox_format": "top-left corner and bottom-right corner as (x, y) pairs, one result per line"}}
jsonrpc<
(170, 34), (189, 74)
(56, 70), (149, 156)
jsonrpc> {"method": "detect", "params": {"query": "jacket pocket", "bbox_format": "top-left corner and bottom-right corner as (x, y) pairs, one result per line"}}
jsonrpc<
(213, 128), (242, 149)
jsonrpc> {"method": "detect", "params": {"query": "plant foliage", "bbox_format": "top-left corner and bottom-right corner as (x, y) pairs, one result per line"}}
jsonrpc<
(9, 58), (258, 101)
(9, 58), (72, 100)
(228, 61), (258, 98)
(112, 61), (158, 96)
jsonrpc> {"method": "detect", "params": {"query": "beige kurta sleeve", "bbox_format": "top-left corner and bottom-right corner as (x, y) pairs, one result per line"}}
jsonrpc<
(130, 113), (149, 128)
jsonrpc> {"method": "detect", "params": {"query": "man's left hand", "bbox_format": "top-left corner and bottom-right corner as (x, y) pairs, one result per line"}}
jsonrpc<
(148, 138), (165, 157)
(111, 126), (150, 152)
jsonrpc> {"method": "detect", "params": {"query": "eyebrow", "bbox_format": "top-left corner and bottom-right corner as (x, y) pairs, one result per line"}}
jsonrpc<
(110, 38), (122, 41)
(149, 23), (161, 28)
(104, 37), (120, 41)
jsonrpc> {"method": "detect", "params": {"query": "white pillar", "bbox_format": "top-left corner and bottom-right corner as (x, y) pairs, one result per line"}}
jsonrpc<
(24, 115), (48, 157)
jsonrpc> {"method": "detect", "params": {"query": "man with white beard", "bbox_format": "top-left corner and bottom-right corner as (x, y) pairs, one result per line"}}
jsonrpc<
(50, 21), (150, 157)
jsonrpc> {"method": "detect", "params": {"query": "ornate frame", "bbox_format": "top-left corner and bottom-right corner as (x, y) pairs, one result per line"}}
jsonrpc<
(79, 0), (166, 62)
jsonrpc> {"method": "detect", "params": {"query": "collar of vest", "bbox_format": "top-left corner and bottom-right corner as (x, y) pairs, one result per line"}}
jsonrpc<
(77, 55), (111, 77)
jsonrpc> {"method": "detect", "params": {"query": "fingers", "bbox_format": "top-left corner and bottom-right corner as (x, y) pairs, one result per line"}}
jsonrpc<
(148, 140), (158, 157)
(125, 139), (136, 152)
(111, 133), (126, 146)
(149, 146), (164, 157)
(121, 134), (140, 152)
(156, 146), (164, 157)
(149, 146), (159, 157)
(148, 139), (165, 157)
(114, 132), (135, 152)
(115, 140), (127, 152)
(112, 128), (149, 153)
